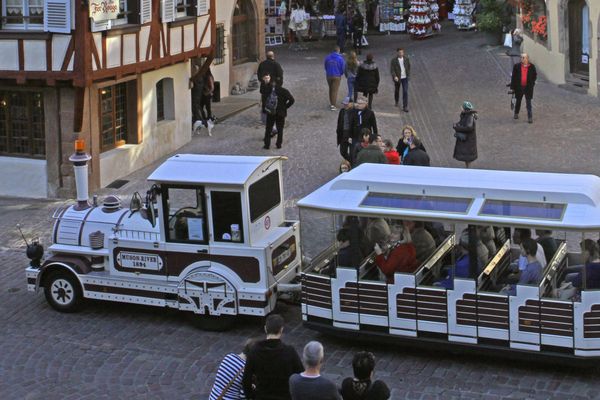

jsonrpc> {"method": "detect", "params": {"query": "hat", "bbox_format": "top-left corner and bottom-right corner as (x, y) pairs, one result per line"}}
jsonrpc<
(342, 97), (350, 105)
(462, 101), (474, 111)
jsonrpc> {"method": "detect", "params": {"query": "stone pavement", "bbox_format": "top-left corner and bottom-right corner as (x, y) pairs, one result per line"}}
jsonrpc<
(2, 23), (600, 399)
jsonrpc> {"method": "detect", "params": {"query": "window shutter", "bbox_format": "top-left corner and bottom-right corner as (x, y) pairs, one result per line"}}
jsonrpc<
(44, 0), (72, 33)
(161, 0), (176, 22)
(140, 0), (152, 24)
(90, 19), (111, 32)
(197, 0), (209, 15)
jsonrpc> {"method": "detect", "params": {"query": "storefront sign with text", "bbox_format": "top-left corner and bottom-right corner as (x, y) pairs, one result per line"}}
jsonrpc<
(89, 0), (120, 22)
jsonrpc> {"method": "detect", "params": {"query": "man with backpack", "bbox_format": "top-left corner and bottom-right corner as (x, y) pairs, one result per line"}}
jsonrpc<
(257, 51), (284, 125)
(260, 74), (294, 149)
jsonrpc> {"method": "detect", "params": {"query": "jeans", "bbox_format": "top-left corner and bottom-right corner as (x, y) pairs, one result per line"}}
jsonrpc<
(394, 78), (409, 108)
(347, 76), (355, 100)
(327, 76), (341, 106)
(353, 32), (362, 53)
(265, 114), (285, 148)
(515, 91), (532, 117)
(336, 33), (346, 53)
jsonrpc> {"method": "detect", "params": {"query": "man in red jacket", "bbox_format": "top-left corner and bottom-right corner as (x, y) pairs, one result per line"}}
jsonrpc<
(510, 53), (537, 124)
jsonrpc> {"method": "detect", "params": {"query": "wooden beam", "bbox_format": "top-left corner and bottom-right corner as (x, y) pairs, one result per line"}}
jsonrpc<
(61, 37), (75, 71)
(18, 39), (24, 71)
(46, 37), (52, 71)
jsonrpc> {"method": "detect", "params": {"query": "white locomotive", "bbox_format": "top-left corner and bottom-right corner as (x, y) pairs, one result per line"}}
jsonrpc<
(25, 141), (301, 330)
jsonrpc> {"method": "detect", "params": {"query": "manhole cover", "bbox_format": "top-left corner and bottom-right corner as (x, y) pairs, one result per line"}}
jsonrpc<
(8, 287), (20, 293)
(106, 179), (129, 189)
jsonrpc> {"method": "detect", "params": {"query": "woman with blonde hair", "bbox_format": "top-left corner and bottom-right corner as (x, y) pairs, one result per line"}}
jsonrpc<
(345, 51), (359, 100)
(396, 125), (426, 164)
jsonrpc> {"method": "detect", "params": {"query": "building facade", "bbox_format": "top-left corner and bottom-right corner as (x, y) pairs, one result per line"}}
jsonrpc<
(520, 0), (600, 97)
(0, 0), (264, 199)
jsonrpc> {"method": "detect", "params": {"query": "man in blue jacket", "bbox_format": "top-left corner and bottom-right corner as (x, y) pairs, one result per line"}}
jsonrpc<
(324, 46), (346, 111)
(334, 11), (347, 53)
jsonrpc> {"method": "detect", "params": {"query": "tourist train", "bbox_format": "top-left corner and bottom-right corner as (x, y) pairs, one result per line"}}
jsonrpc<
(25, 147), (600, 358)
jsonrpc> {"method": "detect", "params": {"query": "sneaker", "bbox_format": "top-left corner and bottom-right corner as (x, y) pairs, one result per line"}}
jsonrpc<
(514, 114), (519, 119)
(207, 120), (214, 136)
(330, 105), (337, 111)
(192, 120), (203, 133)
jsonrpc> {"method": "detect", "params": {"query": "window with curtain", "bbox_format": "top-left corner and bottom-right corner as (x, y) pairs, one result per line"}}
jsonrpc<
(2, 0), (44, 29)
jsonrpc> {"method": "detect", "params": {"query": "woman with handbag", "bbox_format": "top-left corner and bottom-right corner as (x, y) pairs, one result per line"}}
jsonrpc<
(209, 339), (257, 400)
(452, 101), (478, 168)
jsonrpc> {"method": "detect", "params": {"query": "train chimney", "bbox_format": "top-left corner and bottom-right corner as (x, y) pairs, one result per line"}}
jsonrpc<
(69, 139), (92, 211)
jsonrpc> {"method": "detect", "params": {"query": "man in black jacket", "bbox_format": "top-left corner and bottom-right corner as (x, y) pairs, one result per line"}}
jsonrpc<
(261, 74), (295, 149)
(257, 51), (284, 122)
(510, 53), (537, 123)
(337, 97), (355, 162)
(403, 137), (430, 166)
(351, 98), (378, 144)
(242, 314), (303, 400)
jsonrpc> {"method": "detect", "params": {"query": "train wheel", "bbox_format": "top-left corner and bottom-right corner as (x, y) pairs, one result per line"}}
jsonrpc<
(188, 313), (237, 332)
(44, 271), (84, 313)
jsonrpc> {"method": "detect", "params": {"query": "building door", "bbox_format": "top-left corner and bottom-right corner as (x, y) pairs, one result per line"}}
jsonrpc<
(568, 0), (590, 76)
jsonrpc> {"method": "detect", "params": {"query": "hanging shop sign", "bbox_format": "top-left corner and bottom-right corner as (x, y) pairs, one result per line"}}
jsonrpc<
(89, 0), (120, 22)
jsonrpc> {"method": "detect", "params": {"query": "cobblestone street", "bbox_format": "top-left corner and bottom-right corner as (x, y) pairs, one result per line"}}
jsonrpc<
(2, 25), (600, 399)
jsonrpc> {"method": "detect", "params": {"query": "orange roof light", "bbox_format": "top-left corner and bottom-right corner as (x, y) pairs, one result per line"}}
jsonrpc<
(74, 139), (85, 152)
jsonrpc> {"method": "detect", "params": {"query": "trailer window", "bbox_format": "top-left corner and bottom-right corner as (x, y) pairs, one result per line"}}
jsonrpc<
(479, 200), (565, 221)
(249, 170), (281, 222)
(163, 186), (207, 243)
(211, 191), (244, 243)
(361, 193), (472, 214)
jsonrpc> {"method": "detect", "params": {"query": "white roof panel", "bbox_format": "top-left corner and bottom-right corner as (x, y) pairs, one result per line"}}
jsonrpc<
(148, 154), (279, 186)
(297, 164), (600, 230)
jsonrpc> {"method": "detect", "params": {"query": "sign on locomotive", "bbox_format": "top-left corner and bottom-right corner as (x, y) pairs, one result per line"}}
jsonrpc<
(25, 144), (600, 358)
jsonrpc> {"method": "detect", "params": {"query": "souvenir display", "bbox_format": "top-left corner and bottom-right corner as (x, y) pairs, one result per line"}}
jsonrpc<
(453, 0), (476, 30)
(408, 0), (439, 38)
(379, 0), (406, 32)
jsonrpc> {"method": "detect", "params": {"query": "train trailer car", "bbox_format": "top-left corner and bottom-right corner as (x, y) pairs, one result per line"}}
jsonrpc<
(25, 143), (300, 330)
(297, 164), (600, 360)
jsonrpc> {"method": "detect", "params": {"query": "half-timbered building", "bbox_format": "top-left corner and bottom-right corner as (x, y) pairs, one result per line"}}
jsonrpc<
(0, 0), (264, 198)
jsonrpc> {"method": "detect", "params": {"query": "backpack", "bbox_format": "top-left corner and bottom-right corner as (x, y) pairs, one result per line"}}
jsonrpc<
(265, 87), (278, 115)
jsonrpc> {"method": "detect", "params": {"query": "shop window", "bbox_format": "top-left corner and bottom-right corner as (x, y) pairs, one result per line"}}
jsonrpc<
(211, 191), (244, 243)
(0, 91), (45, 158)
(163, 186), (208, 243)
(232, 0), (257, 64)
(156, 78), (174, 122)
(2, 0), (44, 29)
(249, 170), (281, 222)
(99, 81), (138, 151)
(215, 24), (225, 65)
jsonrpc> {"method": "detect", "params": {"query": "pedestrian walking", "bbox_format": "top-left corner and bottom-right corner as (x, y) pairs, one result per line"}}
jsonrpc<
(396, 125), (425, 164)
(351, 11), (364, 55)
(390, 48), (410, 112)
(242, 314), (303, 400)
(208, 338), (258, 400)
(351, 97), (378, 144)
(192, 67), (216, 136)
(324, 46), (346, 111)
(510, 53), (537, 123)
(260, 75), (295, 150)
(355, 54), (380, 109)
(289, 341), (341, 400)
(337, 97), (355, 162)
(453, 101), (478, 168)
(402, 137), (430, 166)
(257, 51), (284, 124)
(335, 10), (348, 53)
(340, 351), (390, 400)
(345, 51), (359, 100)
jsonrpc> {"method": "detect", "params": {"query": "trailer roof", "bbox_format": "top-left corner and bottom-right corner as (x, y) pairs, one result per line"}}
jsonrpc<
(148, 154), (280, 185)
(297, 164), (600, 230)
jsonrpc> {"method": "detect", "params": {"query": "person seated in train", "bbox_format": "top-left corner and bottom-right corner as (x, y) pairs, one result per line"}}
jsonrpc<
(363, 217), (391, 255)
(336, 228), (353, 268)
(507, 228), (547, 281)
(565, 239), (600, 290)
(501, 238), (543, 296)
(434, 230), (483, 289)
(478, 226), (496, 259)
(404, 220), (436, 265)
(536, 229), (558, 264)
(340, 216), (365, 268)
(424, 221), (447, 246)
(374, 224), (418, 283)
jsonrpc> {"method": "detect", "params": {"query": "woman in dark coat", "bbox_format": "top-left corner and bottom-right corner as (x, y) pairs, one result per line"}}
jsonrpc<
(354, 53), (380, 109)
(453, 101), (478, 168)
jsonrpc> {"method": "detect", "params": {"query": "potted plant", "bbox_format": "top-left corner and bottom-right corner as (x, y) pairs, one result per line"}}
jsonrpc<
(476, 0), (504, 44)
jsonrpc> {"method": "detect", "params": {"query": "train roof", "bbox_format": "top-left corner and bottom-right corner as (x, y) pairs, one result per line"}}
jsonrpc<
(297, 165), (600, 230)
(148, 154), (281, 186)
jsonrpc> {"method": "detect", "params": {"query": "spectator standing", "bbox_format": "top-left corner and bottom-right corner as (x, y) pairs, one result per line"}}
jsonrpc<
(341, 352), (390, 400)
(192, 67), (215, 136)
(396, 125), (425, 164)
(209, 339), (257, 400)
(257, 51), (284, 123)
(351, 128), (373, 167)
(260, 75), (295, 150)
(383, 139), (400, 164)
(324, 46), (346, 111)
(289, 341), (341, 400)
(335, 10), (348, 53)
(351, 11), (364, 55)
(452, 101), (478, 168)
(351, 97), (378, 142)
(345, 51), (359, 100)
(355, 134), (388, 166)
(510, 53), (537, 123)
(402, 137), (430, 166)
(337, 97), (355, 162)
(355, 53), (380, 109)
(390, 48), (411, 112)
(242, 314), (303, 400)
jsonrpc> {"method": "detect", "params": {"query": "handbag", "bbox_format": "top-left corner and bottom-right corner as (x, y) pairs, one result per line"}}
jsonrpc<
(510, 92), (516, 111)
(503, 33), (513, 48)
(215, 367), (244, 400)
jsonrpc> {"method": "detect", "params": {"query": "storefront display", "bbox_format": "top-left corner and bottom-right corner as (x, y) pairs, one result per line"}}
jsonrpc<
(452, 0), (475, 30)
(378, 0), (407, 32)
(408, 0), (439, 39)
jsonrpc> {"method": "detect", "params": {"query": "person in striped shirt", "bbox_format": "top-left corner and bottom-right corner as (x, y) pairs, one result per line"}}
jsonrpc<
(209, 338), (258, 400)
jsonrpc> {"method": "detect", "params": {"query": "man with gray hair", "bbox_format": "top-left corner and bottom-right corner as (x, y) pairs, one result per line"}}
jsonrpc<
(289, 341), (341, 400)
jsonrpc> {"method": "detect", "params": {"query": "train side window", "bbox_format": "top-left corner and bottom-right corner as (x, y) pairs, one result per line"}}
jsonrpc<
(249, 170), (281, 222)
(163, 186), (208, 243)
(211, 191), (244, 243)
